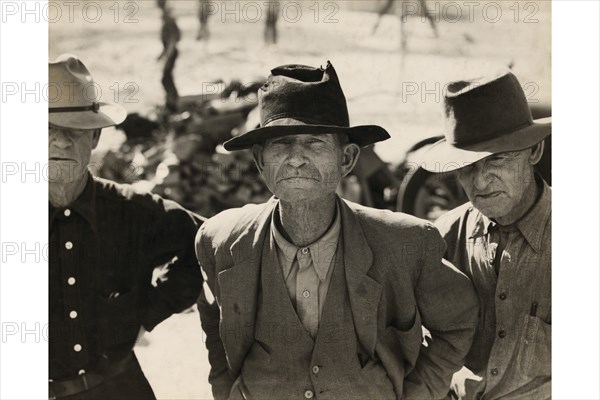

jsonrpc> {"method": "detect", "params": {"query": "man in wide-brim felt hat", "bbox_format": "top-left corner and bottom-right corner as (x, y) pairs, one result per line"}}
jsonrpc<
(196, 61), (479, 400)
(48, 54), (203, 399)
(422, 71), (551, 400)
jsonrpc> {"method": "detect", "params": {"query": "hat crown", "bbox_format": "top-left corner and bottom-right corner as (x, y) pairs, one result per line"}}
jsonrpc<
(49, 54), (99, 109)
(258, 61), (350, 128)
(443, 71), (533, 148)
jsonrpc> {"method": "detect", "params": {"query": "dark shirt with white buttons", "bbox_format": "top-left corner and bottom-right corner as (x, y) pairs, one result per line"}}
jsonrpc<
(49, 174), (203, 380)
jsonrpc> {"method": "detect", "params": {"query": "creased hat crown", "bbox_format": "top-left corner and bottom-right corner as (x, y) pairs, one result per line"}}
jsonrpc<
(258, 62), (350, 128)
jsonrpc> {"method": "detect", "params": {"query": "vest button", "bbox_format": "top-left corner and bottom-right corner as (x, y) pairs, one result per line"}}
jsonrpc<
(312, 365), (320, 374)
(302, 290), (310, 298)
(499, 292), (507, 300)
(304, 390), (314, 399)
(490, 367), (499, 376)
(498, 330), (506, 338)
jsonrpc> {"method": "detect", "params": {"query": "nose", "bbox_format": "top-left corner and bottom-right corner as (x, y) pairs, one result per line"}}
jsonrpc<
(460, 162), (490, 191)
(286, 144), (308, 169)
(49, 127), (72, 149)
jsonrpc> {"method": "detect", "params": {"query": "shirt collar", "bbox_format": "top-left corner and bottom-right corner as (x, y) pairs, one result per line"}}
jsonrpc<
(469, 175), (551, 253)
(271, 202), (341, 282)
(49, 173), (97, 228)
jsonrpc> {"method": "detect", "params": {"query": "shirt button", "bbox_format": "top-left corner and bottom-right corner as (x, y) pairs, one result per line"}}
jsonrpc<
(78, 369), (86, 375)
(301, 248), (309, 255)
(65, 241), (73, 250)
(312, 365), (320, 374)
(68, 277), (76, 286)
(69, 311), (78, 319)
(302, 290), (310, 298)
(499, 292), (507, 300)
(73, 344), (82, 352)
(490, 368), (499, 376)
(304, 390), (314, 399)
(64, 209), (71, 217)
(498, 330), (506, 338)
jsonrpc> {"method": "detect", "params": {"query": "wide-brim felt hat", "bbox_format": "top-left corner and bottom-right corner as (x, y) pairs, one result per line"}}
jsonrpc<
(49, 54), (126, 130)
(421, 71), (551, 172)
(223, 61), (390, 151)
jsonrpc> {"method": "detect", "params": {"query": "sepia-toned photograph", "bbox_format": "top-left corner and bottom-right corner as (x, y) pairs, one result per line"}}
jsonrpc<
(45, 0), (552, 398)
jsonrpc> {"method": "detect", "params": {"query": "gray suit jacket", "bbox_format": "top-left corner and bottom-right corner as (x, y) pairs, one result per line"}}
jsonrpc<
(196, 196), (478, 399)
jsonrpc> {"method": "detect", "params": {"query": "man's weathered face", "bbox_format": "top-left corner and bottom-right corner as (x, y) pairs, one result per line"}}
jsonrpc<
(253, 133), (359, 203)
(48, 125), (100, 184)
(457, 146), (540, 221)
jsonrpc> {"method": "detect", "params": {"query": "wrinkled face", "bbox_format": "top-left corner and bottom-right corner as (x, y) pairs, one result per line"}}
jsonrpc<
(253, 133), (359, 203)
(457, 147), (539, 222)
(48, 125), (100, 185)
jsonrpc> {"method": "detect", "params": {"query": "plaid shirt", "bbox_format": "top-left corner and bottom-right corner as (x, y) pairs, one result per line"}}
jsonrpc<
(435, 176), (551, 400)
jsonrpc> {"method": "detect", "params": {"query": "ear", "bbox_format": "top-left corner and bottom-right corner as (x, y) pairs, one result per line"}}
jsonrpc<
(91, 129), (102, 150)
(252, 144), (265, 174)
(529, 140), (544, 165)
(340, 143), (360, 178)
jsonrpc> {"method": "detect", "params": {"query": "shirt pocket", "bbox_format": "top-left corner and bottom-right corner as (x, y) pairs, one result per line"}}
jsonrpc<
(96, 291), (139, 349)
(516, 314), (551, 378)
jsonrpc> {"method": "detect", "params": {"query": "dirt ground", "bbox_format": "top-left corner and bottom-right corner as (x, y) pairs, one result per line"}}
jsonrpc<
(49, 1), (551, 398)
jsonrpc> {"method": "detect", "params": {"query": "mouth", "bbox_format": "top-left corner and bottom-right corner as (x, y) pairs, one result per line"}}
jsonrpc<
(49, 157), (75, 162)
(476, 191), (502, 199)
(277, 176), (319, 182)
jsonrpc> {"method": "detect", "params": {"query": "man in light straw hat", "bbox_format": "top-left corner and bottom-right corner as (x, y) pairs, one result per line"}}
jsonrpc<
(48, 54), (203, 399)
(195, 61), (478, 400)
(421, 71), (551, 400)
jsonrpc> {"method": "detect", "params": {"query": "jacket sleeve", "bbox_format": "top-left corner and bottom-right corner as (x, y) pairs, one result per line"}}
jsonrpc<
(139, 199), (204, 331)
(403, 224), (479, 400)
(195, 224), (235, 400)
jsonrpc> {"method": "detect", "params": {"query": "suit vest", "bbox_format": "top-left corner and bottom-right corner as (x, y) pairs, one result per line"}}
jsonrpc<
(238, 234), (396, 399)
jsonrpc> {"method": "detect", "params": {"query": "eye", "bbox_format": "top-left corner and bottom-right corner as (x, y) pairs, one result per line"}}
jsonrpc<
(270, 138), (291, 145)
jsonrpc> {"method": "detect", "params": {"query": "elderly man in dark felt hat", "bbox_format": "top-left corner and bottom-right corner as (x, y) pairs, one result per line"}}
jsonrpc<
(195, 61), (479, 400)
(48, 54), (204, 399)
(421, 71), (552, 400)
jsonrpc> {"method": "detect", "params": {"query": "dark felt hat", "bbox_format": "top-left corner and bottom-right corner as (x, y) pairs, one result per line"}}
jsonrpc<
(49, 54), (126, 130)
(421, 70), (551, 172)
(223, 61), (390, 151)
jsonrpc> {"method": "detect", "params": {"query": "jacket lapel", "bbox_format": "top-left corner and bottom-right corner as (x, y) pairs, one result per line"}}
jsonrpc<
(339, 198), (382, 359)
(218, 198), (277, 374)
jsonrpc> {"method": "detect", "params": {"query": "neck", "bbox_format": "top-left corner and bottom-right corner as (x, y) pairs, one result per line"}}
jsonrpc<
(277, 194), (337, 247)
(49, 172), (88, 208)
(496, 176), (540, 225)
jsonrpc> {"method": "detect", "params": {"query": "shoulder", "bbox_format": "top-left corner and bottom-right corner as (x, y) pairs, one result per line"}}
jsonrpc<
(345, 199), (437, 237)
(197, 200), (274, 244)
(93, 176), (199, 224)
(434, 202), (473, 237)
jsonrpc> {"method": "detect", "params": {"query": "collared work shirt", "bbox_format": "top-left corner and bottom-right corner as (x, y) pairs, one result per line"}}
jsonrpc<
(49, 174), (203, 380)
(435, 177), (551, 400)
(271, 205), (341, 337)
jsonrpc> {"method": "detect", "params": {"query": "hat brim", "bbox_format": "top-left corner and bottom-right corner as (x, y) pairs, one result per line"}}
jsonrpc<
(421, 117), (551, 172)
(223, 124), (390, 151)
(49, 103), (127, 130)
